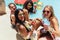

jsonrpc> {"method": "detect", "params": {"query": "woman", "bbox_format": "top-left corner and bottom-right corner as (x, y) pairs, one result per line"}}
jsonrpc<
(23, 0), (36, 21)
(8, 3), (29, 30)
(8, 3), (17, 31)
(38, 5), (60, 40)
(14, 9), (35, 40)
(43, 5), (60, 36)
(8, 3), (16, 14)
(8, 3), (16, 25)
(23, 0), (36, 13)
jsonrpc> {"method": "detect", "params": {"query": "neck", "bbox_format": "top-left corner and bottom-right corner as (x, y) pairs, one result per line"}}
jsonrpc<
(11, 11), (14, 14)
(49, 17), (53, 21)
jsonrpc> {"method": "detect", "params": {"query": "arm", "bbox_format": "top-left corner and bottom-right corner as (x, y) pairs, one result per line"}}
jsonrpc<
(51, 17), (60, 36)
(10, 14), (15, 25)
(23, 9), (29, 21)
(52, 17), (59, 31)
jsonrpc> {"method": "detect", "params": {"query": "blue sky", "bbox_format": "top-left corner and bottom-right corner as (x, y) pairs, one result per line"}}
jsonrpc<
(5, 0), (60, 26)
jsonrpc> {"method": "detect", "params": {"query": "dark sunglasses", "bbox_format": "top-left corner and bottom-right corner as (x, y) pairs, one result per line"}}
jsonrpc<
(43, 10), (50, 13)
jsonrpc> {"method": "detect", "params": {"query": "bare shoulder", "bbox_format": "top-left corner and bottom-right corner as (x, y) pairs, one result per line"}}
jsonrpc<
(19, 25), (26, 29)
(16, 23), (24, 29)
(23, 9), (28, 13)
(10, 14), (15, 18)
(51, 16), (58, 25)
(51, 17), (58, 22)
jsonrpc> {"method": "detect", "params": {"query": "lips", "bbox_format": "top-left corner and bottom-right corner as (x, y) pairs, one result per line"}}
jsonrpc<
(44, 13), (48, 17)
(21, 16), (24, 20)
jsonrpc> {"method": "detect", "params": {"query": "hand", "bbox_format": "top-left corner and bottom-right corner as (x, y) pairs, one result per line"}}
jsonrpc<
(43, 25), (48, 30)
(33, 10), (36, 13)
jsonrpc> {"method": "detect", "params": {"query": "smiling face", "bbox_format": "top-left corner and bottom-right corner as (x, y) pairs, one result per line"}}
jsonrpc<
(43, 7), (51, 19)
(43, 6), (54, 19)
(9, 3), (16, 12)
(18, 10), (24, 21)
(27, 3), (32, 9)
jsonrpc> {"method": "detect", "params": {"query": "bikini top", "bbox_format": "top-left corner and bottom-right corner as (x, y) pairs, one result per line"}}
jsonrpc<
(24, 21), (32, 31)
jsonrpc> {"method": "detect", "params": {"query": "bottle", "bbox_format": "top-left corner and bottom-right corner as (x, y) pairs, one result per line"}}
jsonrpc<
(33, 4), (37, 13)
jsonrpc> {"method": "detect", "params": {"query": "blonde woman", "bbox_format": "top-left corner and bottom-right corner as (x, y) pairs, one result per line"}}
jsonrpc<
(38, 5), (60, 40)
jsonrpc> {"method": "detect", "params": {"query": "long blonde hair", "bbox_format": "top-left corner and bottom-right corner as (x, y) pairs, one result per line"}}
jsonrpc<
(43, 5), (55, 18)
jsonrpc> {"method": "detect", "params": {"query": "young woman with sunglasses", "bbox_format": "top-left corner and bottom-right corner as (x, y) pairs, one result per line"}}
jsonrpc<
(38, 5), (60, 40)
(8, 3), (16, 14)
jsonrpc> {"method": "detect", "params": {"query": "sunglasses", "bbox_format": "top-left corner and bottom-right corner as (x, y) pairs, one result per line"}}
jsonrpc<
(43, 10), (50, 13)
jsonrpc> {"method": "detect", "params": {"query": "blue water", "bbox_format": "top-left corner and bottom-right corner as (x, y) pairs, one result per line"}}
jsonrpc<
(42, 18), (50, 26)
(5, 0), (60, 26)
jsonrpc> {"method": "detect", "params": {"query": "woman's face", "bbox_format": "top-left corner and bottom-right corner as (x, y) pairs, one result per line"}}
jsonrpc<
(18, 10), (24, 21)
(43, 7), (51, 19)
(9, 4), (16, 12)
(27, 3), (32, 9)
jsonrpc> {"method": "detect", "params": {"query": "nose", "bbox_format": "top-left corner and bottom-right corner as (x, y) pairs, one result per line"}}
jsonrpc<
(44, 11), (47, 14)
(43, 13), (47, 17)
(44, 12), (47, 15)
(21, 15), (24, 16)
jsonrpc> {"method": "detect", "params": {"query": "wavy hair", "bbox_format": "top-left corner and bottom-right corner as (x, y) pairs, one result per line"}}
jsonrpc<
(14, 9), (25, 24)
(43, 5), (55, 18)
(23, 0), (33, 13)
